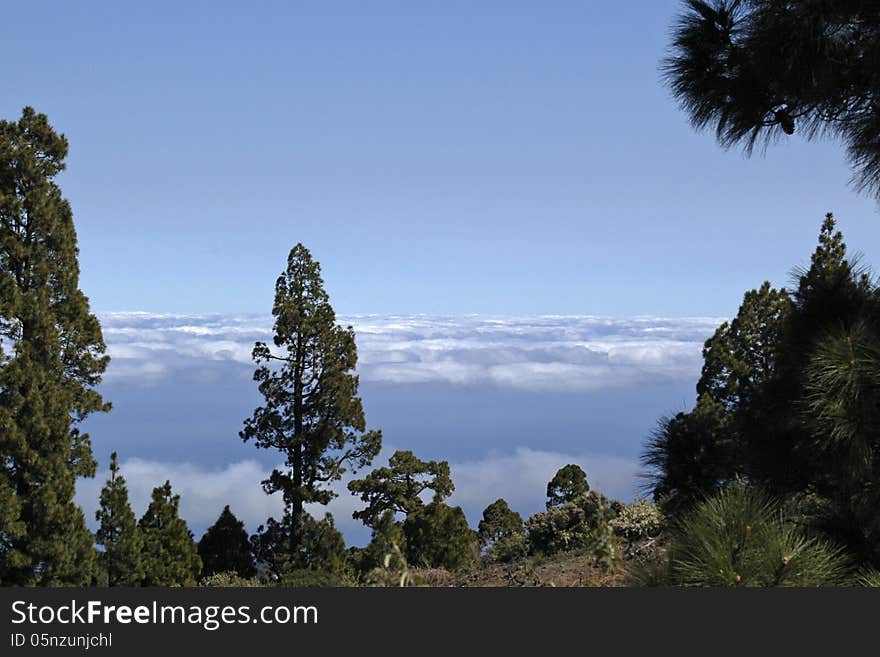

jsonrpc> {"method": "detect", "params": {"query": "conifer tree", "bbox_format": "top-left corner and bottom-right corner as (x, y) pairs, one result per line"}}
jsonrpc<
(0, 107), (109, 585)
(139, 481), (202, 586)
(95, 453), (143, 586)
(546, 464), (589, 508)
(241, 244), (381, 561)
(198, 506), (256, 578)
(478, 499), (527, 563)
(664, 1), (880, 198)
(348, 450), (453, 527)
(360, 510), (408, 573)
(403, 497), (478, 570)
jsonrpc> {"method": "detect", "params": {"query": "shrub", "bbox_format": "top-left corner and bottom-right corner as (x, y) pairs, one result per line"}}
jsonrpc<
(611, 499), (663, 542)
(200, 571), (262, 587)
(526, 492), (620, 569)
(648, 482), (850, 586)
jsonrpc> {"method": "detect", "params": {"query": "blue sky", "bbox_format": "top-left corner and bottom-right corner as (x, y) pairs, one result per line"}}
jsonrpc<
(4, 1), (880, 316)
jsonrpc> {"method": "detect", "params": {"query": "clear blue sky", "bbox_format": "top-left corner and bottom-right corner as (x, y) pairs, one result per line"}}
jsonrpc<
(4, 0), (879, 316)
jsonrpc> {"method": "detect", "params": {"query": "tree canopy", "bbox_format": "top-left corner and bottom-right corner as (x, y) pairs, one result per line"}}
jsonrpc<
(664, 1), (880, 197)
(348, 450), (453, 527)
(546, 464), (590, 508)
(0, 107), (109, 585)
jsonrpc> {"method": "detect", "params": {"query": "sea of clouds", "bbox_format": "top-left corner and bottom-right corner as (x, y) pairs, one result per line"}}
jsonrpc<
(99, 312), (721, 391)
(76, 313), (723, 542)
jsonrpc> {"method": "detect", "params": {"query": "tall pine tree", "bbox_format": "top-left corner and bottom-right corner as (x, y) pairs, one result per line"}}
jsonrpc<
(0, 107), (109, 585)
(241, 244), (381, 564)
(139, 481), (202, 586)
(95, 453), (143, 586)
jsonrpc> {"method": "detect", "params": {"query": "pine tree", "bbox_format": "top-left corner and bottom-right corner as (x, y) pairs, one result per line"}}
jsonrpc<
(139, 481), (202, 586)
(348, 450), (453, 527)
(403, 497), (478, 570)
(478, 499), (526, 563)
(359, 510), (408, 573)
(241, 244), (381, 560)
(95, 453), (143, 586)
(0, 107), (110, 585)
(198, 506), (256, 578)
(664, 2), (880, 197)
(251, 511), (348, 582)
(546, 464), (589, 508)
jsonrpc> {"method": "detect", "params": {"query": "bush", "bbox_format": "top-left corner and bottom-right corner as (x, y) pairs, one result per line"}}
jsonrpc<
(280, 569), (347, 587)
(526, 492), (620, 569)
(644, 482), (851, 587)
(200, 571), (262, 587)
(611, 499), (663, 542)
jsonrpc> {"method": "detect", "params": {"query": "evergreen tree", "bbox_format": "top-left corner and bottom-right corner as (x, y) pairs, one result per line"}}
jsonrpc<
(198, 506), (256, 578)
(359, 510), (408, 574)
(546, 464), (589, 508)
(253, 511), (348, 581)
(403, 498), (478, 570)
(95, 453), (143, 586)
(642, 214), (880, 566)
(0, 107), (110, 586)
(139, 481), (202, 586)
(348, 450), (453, 527)
(241, 244), (381, 560)
(664, 1), (880, 197)
(478, 499), (526, 563)
(642, 396), (731, 513)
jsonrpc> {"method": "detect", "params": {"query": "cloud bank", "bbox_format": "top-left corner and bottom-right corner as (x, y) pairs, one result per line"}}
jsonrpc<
(99, 312), (722, 392)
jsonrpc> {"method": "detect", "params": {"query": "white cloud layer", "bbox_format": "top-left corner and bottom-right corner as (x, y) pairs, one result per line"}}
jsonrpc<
(76, 447), (641, 545)
(98, 312), (722, 392)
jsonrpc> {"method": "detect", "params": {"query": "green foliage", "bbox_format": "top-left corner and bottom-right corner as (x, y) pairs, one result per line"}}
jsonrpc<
(139, 481), (202, 586)
(241, 243), (381, 557)
(641, 395), (730, 514)
(546, 464), (589, 508)
(359, 513), (418, 586)
(697, 282), (791, 411)
(198, 505), (256, 578)
(526, 492), (620, 569)
(642, 214), (880, 569)
(664, 1), (880, 197)
(363, 543), (419, 587)
(95, 453), (143, 586)
(403, 500), (478, 570)
(251, 511), (348, 579)
(478, 499), (527, 563)
(280, 569), (347, 587)
(348, 450), (453, 527)
(200, 572), (262, 587)
(659, 482), (850, 587)
(610, 499), (663, 543)
(0, 107), (109, 586)
(857, 569), (880, 587)
(359, 510), (408, 574)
